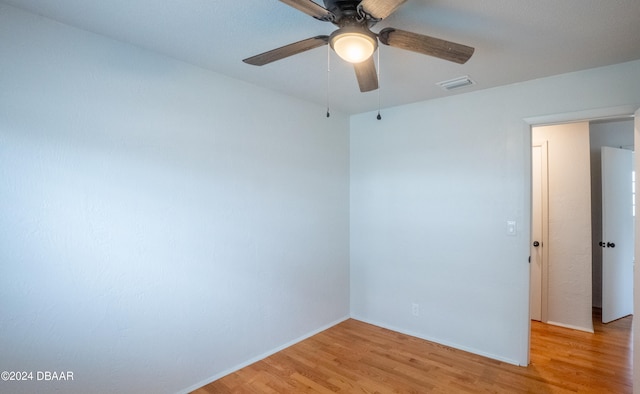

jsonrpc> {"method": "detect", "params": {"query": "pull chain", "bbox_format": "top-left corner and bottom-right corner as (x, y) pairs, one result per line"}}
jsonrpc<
(326, 45), (331, 118)
(376, 47), (382, 120)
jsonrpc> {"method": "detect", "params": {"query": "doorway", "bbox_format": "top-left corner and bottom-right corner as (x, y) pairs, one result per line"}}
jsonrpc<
(530, 116), (635, 332)
(524, 105), (640, 384)
(530, 117), (634, 332)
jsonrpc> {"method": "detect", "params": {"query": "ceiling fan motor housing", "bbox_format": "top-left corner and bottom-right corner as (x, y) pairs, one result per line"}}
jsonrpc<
(325, 0), (379, 26)
(324, 0), (361, 20)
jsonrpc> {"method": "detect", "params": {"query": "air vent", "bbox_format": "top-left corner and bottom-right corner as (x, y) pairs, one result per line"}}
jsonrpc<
(436, 76), (475, 91)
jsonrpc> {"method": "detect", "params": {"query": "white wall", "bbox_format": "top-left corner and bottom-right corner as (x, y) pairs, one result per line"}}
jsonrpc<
(590, 119), (634, 308)
(0, 5), (350, 394)
(533, 122), (593, 332)
(350, 60), (640, 365)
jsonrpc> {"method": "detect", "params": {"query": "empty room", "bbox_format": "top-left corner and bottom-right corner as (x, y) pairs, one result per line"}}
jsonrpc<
(1, 1), (640, 393)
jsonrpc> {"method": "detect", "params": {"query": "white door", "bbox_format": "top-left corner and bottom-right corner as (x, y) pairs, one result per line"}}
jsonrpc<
(530, 143), (548, 321)
(601, 146), (634, 323)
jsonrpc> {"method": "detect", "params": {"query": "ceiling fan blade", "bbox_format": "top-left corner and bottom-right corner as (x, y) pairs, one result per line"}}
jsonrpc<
(279, 0), (335, 21)
(378, 27), (474, 64)
(353, 57), (379, 92)
(359, 0), (407, 20)
(243, 36), (329, 66)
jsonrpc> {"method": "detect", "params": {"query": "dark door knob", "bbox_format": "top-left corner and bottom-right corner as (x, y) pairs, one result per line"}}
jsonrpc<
(599, 241), (605, 247)
(533, 241), (540, 247)
(607, 242), (616, 248)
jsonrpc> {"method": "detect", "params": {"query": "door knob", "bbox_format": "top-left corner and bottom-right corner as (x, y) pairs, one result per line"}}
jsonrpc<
(607, 242), (616, 248)
(532, 241), (540, 247)
(599, 241), (605, 247)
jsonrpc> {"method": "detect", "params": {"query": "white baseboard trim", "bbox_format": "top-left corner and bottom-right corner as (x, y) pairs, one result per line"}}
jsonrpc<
(350, 315), (521, 367)
(177, 315), (350, 394)
(546, 320), (594, 333)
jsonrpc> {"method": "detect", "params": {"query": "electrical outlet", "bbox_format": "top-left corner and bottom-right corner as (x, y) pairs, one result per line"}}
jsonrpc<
(411, 303), (419, 317)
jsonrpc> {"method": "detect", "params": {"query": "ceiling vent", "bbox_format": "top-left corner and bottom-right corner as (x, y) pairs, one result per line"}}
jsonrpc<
(436, 75), (475, 91)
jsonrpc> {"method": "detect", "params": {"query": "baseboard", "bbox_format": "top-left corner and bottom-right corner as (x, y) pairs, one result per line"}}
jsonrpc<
(546, 320), (594, 333)
(177, 315), (350, 394)
(350, 315), (521, 366)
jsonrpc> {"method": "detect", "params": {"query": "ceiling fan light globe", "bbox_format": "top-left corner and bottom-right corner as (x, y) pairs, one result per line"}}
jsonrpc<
(331, 32), (377, 64)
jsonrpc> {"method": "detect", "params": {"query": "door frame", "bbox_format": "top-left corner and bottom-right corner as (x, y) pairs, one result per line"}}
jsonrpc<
(521, 104), (638, 365)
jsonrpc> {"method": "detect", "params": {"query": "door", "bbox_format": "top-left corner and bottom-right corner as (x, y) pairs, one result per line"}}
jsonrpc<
(601, 146), (634, 323)
(530, 143), (548, 321)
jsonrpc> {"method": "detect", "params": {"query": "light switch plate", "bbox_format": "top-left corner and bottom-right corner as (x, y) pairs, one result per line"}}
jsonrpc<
(507, 220), (517, 236)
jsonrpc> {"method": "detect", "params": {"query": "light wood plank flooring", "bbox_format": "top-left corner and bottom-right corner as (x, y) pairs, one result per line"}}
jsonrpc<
(193, 310), (631, 393)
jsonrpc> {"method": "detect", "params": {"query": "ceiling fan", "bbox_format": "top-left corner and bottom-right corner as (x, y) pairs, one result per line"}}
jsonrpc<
(243, 0), (475, 92)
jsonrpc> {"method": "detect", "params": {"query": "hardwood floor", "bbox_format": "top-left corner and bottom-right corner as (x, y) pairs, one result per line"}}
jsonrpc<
(193, 311), (632, 393)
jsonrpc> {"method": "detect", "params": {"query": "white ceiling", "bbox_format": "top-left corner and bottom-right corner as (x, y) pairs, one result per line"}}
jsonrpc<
(4, 0), (640, 114)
